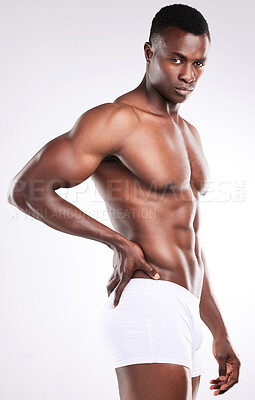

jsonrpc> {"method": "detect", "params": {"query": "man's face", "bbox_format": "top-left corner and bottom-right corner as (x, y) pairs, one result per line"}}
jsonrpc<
(145, 27), (210, 104)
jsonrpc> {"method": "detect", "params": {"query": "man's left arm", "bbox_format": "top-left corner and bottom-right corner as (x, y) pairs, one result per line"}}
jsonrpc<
(200, 248), (241, 396)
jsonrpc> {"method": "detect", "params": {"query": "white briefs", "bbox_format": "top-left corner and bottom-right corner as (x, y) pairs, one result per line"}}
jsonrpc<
(98, 278), (204, 378)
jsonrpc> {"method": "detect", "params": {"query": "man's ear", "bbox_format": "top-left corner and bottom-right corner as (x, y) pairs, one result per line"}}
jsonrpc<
(144, 42), (153, 63)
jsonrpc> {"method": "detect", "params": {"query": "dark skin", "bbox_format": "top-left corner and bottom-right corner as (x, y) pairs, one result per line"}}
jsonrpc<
(8, 26), (240, 398)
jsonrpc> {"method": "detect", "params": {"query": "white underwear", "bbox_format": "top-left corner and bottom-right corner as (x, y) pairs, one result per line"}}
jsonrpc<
(98, 278), (204, 378)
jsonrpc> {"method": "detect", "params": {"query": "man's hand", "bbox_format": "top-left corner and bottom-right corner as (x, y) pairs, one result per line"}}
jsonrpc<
(106, 239), (160, 308)
(210, 335), (241, 396)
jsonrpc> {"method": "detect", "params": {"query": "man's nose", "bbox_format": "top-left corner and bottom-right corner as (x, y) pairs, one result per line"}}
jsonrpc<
(178, 64), (196, 83)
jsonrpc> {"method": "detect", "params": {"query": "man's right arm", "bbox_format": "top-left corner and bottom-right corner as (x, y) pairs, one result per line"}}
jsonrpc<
(8, 102), (161, 303)
(7, 103), (133, 250)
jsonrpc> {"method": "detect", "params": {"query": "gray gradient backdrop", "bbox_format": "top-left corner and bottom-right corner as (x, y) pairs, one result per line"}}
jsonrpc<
(2, 0), (254, 399)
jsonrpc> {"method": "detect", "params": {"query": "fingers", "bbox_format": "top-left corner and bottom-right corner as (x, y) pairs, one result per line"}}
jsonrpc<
(208, 356), (228, 396)
(210, 379), (229, 396)
(214, 361), (240, 393)
(112, 276), (130, 308)
(141, 260), (161, 279)
(111, 260), (161, 308)
(210, 377), (227, 385)
(106, 265), (120, 296)
(211, 379), (234, 396)
(214, 388), (227, 396)
(106, 276), (119, 297)
(210, 375), (229, 393)
(210, 362), (240, 395)
(218, 357), (227, 378)
(219, 376), (238, 391)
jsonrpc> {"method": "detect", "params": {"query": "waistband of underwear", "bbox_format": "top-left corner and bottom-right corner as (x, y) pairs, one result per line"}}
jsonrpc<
(123, 278), (200, 307)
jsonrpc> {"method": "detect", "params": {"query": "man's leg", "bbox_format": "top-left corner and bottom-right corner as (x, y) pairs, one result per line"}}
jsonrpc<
(191, 376), (201, 400)
(115, 363), (192, 400)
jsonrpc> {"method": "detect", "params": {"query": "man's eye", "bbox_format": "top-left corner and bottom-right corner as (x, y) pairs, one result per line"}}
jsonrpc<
(170, 58), (181, 64)
(195, 61), (205, 67)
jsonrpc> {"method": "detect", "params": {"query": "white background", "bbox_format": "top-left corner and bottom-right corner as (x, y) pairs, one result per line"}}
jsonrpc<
(1, 0), (254, 399)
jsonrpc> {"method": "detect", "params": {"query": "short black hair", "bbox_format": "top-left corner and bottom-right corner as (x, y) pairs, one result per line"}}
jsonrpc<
(149, 4), (211, 46)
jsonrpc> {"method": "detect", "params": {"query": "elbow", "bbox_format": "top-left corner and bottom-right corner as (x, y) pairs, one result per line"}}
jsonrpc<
(7, 177), (28, 207)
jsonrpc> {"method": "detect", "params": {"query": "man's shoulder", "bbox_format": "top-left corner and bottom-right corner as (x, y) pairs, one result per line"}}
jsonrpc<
(180, 116), (197, 133)
(69, 102), (138, 155)
(83, 101), (139, 127)
(180, 116), (203, 147)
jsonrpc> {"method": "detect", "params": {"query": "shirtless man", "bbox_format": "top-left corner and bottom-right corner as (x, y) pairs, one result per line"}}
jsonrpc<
(8, 4), (240, 400)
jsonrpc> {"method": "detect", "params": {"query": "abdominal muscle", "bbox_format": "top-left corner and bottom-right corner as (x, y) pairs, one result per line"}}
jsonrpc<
(106, 190), (204, 299)
(130, 233), (204, 300)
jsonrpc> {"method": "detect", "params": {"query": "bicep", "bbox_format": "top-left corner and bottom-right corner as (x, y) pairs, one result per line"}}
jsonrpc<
(18, 134), (103, 191)
(14, 104), (127, 192)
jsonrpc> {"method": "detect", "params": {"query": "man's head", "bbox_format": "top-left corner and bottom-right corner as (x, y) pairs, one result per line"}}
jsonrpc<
(144, 4), (211, 105)
(149, 4), (210, 47)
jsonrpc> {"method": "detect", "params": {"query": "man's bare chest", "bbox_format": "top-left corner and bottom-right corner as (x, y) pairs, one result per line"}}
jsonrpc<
(94, 122), (210, 196)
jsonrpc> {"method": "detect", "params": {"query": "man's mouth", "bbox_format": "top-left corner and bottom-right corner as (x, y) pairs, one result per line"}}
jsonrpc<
(174, 87), (194, 96)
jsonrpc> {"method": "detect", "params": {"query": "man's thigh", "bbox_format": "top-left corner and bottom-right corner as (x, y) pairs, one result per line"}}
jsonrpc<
(115, 363), (192, 400)
(192, 375), (201, 400)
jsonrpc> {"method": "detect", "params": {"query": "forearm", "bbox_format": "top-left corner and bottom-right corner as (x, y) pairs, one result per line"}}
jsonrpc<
(199, 248), (229, 339)
(9, 186), (127, 250)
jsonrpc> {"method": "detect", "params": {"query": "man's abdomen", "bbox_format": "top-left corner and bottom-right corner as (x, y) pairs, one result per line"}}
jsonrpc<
(129, 227), (204, 298)
(107, 195), (204, 298)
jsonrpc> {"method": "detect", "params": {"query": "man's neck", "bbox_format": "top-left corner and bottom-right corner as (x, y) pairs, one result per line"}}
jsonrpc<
(134, 74), (180, 118)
